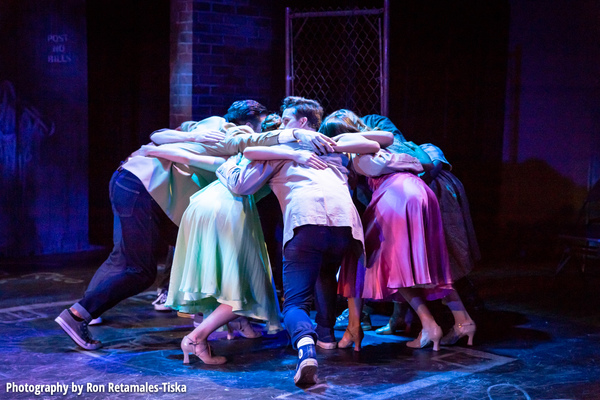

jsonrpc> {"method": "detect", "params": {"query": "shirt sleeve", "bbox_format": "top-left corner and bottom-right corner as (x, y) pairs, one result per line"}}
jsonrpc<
(216, 157), (278, 195)
(353, 150), (424, 177)
(277, 129), (297, 143)
(149, 116), (232, 144)
(420, 143), (452, 170)
(180, 121), (199, 132)
(362, 114), (407, 142)
(166, 142), (209, 155)
(219, 128), (281, 155)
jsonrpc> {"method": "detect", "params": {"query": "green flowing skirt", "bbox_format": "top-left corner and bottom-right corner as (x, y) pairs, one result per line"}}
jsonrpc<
(165, 180), (282, 333)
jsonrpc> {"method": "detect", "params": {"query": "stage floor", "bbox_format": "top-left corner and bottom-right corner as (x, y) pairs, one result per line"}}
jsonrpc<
(1, 251), (599, 399)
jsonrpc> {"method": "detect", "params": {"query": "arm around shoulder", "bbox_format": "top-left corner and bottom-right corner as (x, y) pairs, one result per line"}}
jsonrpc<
(354, 150), (424, 177)
(150, 129), (195, 145)
(334, 134), (380, 154)
(216, 157), (276, 195)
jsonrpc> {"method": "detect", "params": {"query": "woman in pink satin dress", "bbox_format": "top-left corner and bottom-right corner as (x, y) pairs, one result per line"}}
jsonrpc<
(320, 110), (476, 351)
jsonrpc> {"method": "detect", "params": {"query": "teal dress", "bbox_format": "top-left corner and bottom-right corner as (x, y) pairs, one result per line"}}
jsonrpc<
(165, 158), (282, 333)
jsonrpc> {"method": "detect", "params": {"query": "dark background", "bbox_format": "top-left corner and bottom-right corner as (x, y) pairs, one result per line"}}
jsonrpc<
(86, 0), (508, 256)
(1, 0), (598, 265)
(87, 0), (171, 244)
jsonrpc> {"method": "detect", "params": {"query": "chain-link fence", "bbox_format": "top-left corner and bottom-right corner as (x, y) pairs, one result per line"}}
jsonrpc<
(286, 3), (388, 117)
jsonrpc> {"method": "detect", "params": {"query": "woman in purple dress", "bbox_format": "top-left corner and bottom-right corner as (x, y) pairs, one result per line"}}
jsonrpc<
(320, 110), (476, 351)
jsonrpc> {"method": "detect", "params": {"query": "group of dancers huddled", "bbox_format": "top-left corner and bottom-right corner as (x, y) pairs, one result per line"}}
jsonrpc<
(55, 96), (481, 386)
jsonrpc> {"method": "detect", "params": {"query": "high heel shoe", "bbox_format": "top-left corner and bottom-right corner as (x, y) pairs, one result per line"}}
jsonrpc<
(181, 336), (226, 365)
(406, 325), (443, 351)
(337, 325), (364, 352)
(440, 321), (476, 346)
(226, 317), (262, 340)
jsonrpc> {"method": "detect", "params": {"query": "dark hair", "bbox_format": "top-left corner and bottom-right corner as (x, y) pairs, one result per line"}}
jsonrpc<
(318, 109), (366, 137)
(224, 100), (268, 128)
(281, 96), (323, 130)
(261, 113), (282, 132)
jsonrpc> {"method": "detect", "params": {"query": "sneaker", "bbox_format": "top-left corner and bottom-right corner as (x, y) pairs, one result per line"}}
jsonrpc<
(152, 289), (172, 311)
(333, 308), (373, 331)
(294, 344), (318, 386)
(89, 317), (103, 326)
(333, 309), (350, 330)
(55, 309), (102, 350)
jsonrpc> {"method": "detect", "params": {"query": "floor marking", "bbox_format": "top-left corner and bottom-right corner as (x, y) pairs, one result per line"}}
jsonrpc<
(275, 383), (366, 399)
(274, 347), (515, 399)
(0, 291), (157, 316)
(353, 348), (516, 400)
(0, 300), (77, 314)
(75, 348), (105, 359)
(0, 295), (516, 398)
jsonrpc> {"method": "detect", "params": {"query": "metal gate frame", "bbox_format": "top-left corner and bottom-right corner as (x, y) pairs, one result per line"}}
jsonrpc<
(285, 0), (389, 116)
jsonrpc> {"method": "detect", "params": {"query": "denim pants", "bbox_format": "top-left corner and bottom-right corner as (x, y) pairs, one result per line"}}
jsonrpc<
(282, 225), (353, 349)
(73, 168), (178, 321)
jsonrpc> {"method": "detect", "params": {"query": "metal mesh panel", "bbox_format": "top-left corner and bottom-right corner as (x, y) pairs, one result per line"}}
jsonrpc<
(287, 7), (386, 116)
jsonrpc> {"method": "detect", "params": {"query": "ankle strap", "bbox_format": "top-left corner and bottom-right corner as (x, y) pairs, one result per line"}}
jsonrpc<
(184, 335), (197, 344)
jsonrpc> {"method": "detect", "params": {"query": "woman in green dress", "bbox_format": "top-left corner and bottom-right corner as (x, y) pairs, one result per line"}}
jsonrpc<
(168, 160), (280, 364)
(142, 141), (326, 365)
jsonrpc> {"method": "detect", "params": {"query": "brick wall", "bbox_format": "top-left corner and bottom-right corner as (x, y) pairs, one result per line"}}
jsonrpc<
(170, 0), (281, 127)
(170, 0), (193, 127)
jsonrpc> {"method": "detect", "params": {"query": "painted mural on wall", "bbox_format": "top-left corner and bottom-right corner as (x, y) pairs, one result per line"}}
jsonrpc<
(0, 81), (55, 255)
(0, 0), (90, 256)
(0, 82), (56, 177)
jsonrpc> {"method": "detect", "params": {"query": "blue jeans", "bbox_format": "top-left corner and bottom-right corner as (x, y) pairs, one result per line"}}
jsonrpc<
(73, 168), (178, 321)
(282, 225), (353, 349)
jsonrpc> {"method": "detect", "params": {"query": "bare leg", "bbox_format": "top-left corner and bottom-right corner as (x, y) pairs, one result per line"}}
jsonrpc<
(444, 289), (474, 326)
(397, 288), (438, 331)
(347, 297), (362, 328)
(187, 304), (238, 342)
(440, 289), (477, 346)
(398, 288), (442, 351)
(180, 304), (238, 365)
(338, 297), (364, 351)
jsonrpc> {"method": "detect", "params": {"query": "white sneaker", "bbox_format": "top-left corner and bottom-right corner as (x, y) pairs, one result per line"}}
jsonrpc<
(89, 317), (103, 326)
(152, 289), (172, 311)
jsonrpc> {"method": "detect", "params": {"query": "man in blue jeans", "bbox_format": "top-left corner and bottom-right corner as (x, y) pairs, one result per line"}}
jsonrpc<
(55, 100), (334, 351)
(217, 96), (380, 385)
